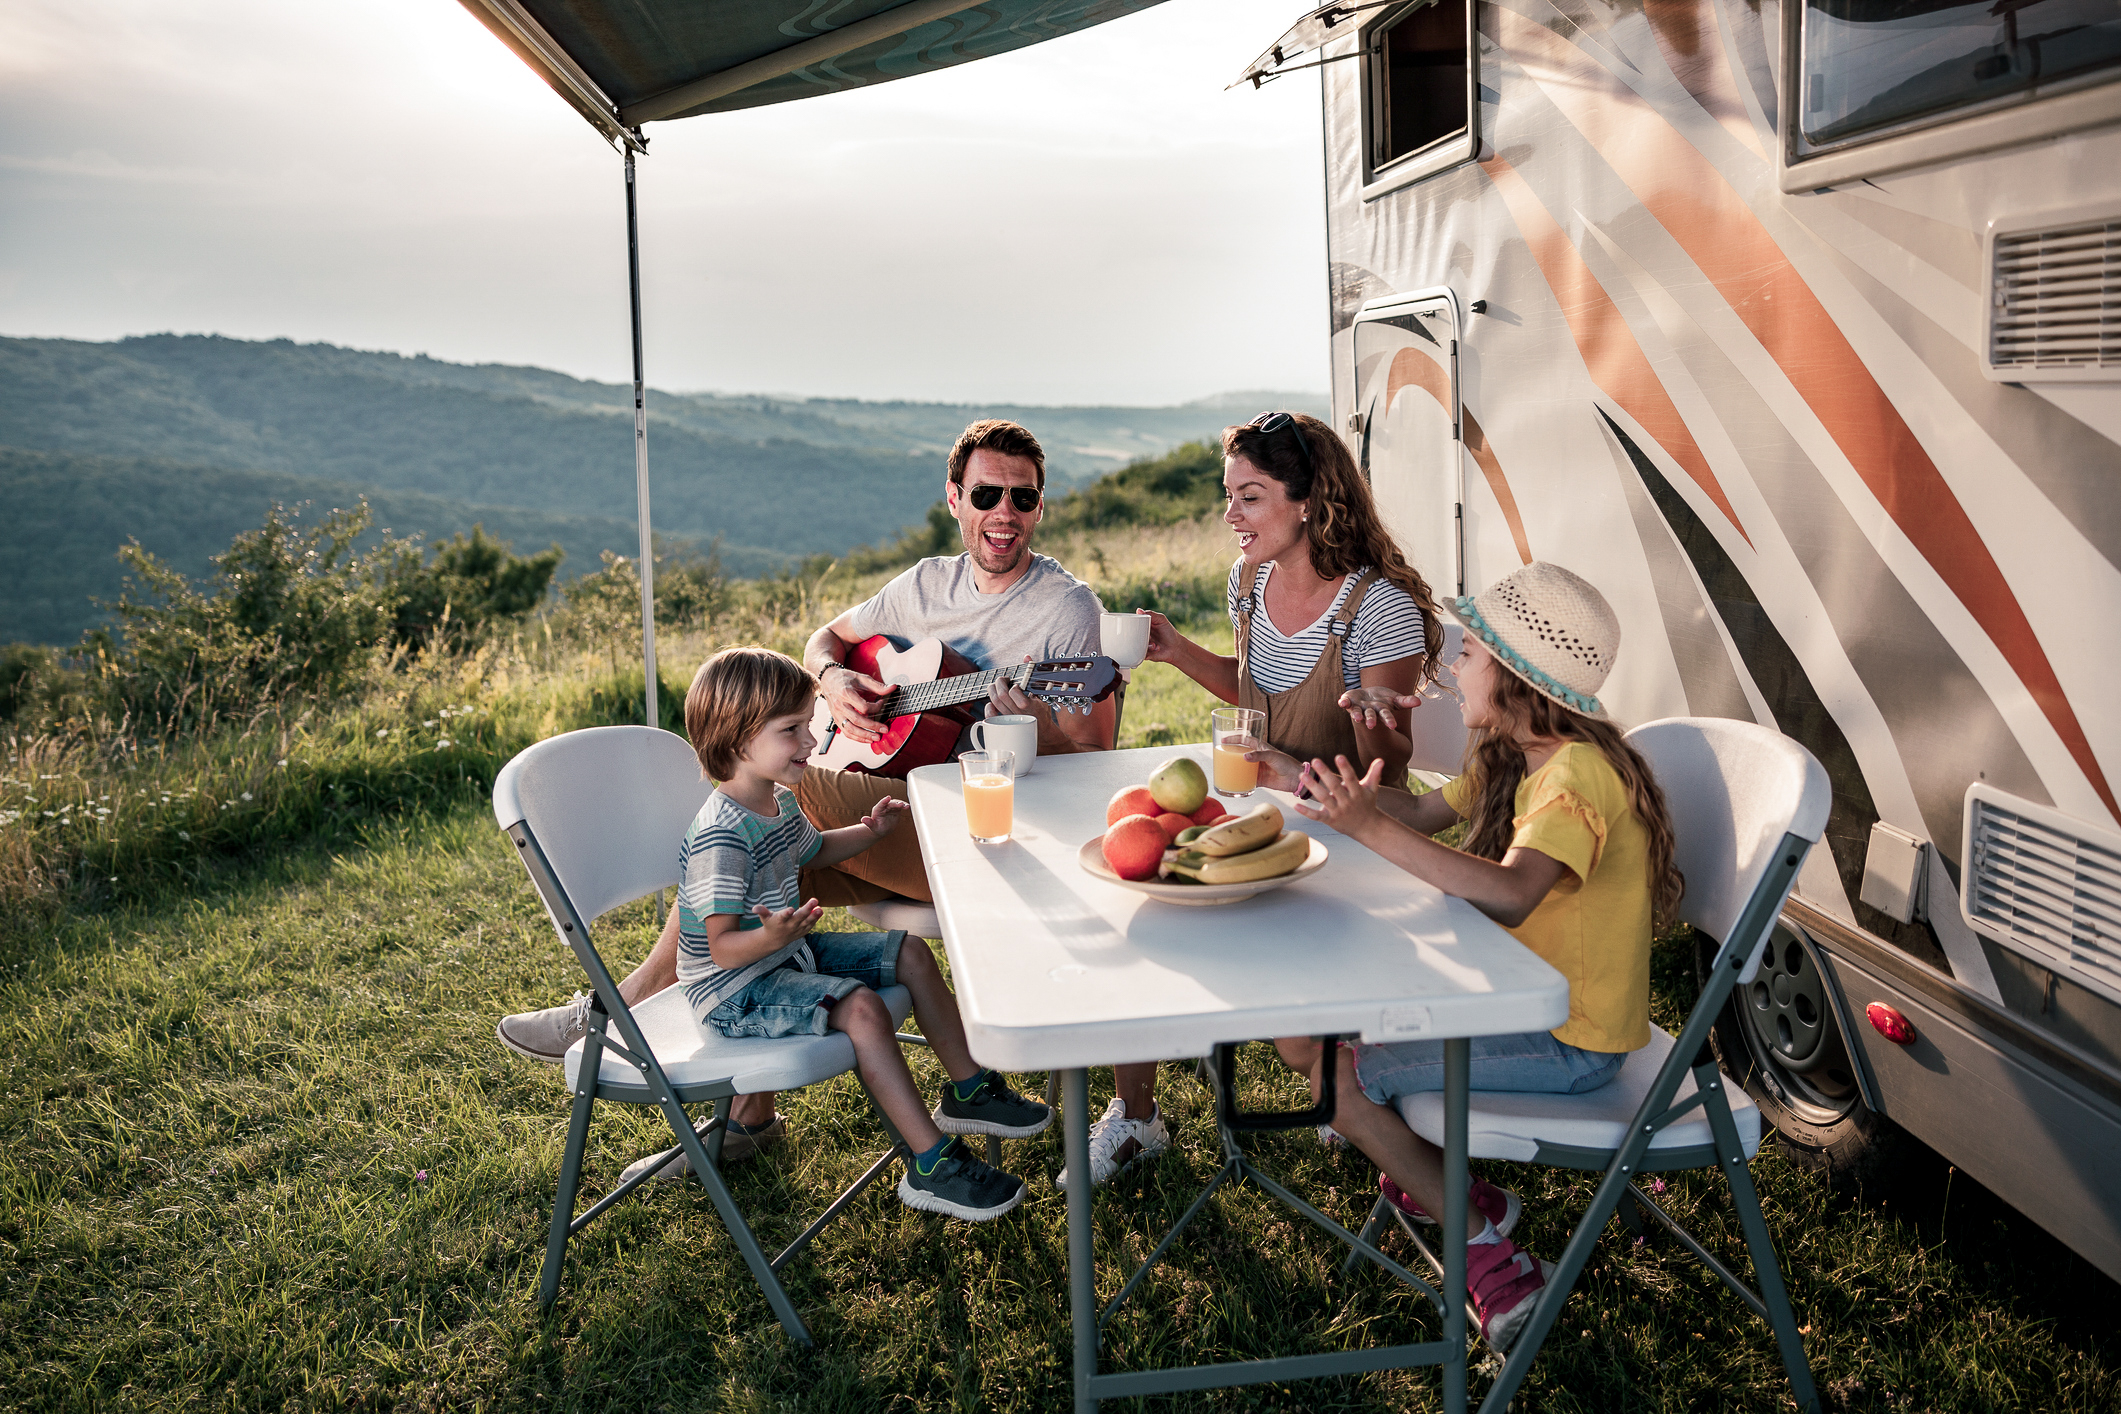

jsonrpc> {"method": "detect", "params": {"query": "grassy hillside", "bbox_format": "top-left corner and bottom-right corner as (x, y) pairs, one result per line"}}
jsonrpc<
(0, 333), (1323, 643)
(0, 447), (793, 646)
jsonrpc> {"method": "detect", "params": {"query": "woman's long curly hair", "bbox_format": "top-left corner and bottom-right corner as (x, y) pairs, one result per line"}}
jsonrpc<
(1222, 412), (1445, 688)
(1459, 665), (1686, 932)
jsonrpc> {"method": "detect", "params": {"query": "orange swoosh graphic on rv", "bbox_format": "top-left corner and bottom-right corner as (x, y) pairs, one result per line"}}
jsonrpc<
(1385, 346), (1534, 564)
(1463, 409), (1532, 565)
(1481, 154), (1751, 546)
(1498, 8), (2119, 822)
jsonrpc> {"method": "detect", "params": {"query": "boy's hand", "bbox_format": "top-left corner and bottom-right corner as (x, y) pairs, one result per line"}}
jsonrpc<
(859, 797), (909, 838)
(752, 899), (822, 946)
(1338, 685), (1427, 732)
(1292, 755), (1388, 839)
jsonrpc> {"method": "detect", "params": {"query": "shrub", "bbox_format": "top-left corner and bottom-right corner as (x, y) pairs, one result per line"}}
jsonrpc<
(387, 525), (563, 651)
(96, 501), (406, 728)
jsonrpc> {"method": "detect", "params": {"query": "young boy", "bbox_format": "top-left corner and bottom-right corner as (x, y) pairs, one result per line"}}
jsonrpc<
(678, 645), (1050, 1220)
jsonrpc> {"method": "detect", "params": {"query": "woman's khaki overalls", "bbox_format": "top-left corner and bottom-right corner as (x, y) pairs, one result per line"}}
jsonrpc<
(1233, 563), (1381, 776)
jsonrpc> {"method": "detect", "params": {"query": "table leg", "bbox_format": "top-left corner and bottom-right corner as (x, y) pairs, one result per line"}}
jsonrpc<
(1066, 1067), (1096, 1414)
(1443, 1037), (1469, 1414)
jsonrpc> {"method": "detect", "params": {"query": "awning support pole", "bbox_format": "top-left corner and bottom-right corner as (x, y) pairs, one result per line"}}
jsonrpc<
(625, 145), (657, 730)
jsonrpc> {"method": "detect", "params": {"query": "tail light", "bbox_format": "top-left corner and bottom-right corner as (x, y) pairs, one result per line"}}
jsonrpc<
(1866, 1002), (1916, 1046)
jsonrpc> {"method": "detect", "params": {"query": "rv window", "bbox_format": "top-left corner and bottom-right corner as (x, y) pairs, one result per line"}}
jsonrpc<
(1373, 0), (1469, 170)
(1799, 0), (2121, 151)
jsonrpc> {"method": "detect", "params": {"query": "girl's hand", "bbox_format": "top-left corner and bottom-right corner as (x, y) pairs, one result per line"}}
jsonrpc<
(859, 797), (909, 838)
(1243, 745), (1302, 794)
(1338, 685), (1426, 732)
(1139, 610), (1184, 663)
(752, 899), (822, 946)
(1292, 755), (1388, 838)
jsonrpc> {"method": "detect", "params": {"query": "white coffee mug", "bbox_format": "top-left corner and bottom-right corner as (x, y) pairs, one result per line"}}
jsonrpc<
(1099, 611), (1151, 670)
(969, 714), (1039, 775)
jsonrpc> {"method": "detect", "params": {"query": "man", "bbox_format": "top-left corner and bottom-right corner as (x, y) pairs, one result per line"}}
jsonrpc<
(498, 419), (1131, 1176)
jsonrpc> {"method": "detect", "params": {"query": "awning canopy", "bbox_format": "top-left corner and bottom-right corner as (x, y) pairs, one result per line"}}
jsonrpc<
(459, 0), (1171, 146)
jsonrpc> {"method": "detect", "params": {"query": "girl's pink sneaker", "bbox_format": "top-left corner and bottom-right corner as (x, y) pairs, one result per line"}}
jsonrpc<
(1379, 1174), (1522, 1237)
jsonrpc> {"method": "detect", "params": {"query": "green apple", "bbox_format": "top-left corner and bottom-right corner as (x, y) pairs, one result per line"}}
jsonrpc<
(1148, 757), (1209, 815)
(1175, 825), (1209, 845)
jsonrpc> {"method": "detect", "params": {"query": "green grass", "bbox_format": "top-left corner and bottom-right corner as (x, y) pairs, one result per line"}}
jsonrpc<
(2, 614), (2117, 1411)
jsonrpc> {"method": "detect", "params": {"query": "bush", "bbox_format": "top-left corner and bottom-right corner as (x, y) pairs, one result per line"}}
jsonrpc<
(387, 525), (563, 651)
(96, 502), (406, 728)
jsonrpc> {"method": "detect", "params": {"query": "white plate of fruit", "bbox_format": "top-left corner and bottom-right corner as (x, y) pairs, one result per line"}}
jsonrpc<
(1078, 757), (1327, 906)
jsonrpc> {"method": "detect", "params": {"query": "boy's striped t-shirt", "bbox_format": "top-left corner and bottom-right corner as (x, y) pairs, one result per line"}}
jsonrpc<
(675, 785), (824, 1015)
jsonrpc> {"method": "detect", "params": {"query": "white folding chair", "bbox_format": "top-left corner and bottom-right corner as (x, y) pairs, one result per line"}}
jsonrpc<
(1405, 622), (1469, 778)
(493, 725), (917, 1344)
(1352, 716), (1830, 1413)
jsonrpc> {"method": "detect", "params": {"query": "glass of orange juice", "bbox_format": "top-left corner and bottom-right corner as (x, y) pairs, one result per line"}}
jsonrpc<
(1211, 707), (1266, 797)
(960, 750), (1016, 843)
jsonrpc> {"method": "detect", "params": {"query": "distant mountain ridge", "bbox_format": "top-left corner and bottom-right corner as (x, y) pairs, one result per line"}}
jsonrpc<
(0, 333), (1325, 643)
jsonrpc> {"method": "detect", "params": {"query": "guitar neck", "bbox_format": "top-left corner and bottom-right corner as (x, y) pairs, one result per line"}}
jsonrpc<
(876, 663), (1027, 723)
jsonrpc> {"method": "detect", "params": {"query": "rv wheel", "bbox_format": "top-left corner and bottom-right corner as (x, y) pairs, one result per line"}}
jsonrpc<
(1697, 920), (1902, 1189)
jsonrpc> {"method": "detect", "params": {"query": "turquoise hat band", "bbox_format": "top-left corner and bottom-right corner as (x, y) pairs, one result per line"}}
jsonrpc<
(1453, 595), (1604, 717)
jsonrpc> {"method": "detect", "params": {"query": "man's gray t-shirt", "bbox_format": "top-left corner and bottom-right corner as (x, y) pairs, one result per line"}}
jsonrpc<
(843, 553), (1105, 683)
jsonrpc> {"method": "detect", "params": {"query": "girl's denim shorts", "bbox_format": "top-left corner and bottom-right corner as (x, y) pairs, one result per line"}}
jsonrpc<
(1351, 1029), (1625, 1105)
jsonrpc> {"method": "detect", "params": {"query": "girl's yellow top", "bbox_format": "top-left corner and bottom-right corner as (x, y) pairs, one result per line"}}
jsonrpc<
(1442, 742), (1653, 1053)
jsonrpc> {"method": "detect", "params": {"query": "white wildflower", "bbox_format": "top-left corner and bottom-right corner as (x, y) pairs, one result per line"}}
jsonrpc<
(240, 792), (253, 802)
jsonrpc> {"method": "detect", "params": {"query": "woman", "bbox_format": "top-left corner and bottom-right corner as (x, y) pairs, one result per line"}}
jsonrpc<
(1142, 411), (1445, 790)
(1060, 413), (1449, 1194)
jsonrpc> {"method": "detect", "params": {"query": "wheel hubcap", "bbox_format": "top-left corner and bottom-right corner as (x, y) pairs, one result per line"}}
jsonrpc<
(1736, 922), (1860, 1124)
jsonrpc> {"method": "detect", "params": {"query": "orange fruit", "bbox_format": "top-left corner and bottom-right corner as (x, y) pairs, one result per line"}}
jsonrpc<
(1189, 798), (1229, 827)
(1102, 815), (1169, 880)
(1154, 812), (1192, 842)
(1107, 785), (1161, 825)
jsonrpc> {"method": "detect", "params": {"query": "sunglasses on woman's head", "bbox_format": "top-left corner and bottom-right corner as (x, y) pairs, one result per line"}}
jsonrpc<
(1248, 410), (1315, 481)
(965, 483), (1041, 513)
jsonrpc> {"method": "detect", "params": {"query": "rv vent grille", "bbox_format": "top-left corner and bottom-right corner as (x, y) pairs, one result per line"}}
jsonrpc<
(1989, 217), (2121, 374)
(1964, 791), (2121, 1005)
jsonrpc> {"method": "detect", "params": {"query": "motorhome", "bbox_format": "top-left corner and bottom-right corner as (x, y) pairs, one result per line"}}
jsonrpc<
(1245, 0), (2121, 1279)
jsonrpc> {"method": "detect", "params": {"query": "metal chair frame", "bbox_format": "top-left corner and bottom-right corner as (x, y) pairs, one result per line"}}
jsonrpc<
(497, 727), (926, 1345)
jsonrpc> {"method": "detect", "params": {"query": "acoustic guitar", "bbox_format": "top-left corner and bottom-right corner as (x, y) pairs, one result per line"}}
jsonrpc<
(807, 635), (1118, 778)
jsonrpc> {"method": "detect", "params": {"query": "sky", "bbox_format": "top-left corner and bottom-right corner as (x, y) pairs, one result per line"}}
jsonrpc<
(0, 0), (1331, 405)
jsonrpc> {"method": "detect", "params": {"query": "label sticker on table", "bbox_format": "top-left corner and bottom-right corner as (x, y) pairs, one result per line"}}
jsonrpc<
(1376, 1005), (1432, 1038)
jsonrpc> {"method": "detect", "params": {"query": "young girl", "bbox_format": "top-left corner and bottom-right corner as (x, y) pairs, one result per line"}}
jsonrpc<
(1279, 562), (1683, 1353)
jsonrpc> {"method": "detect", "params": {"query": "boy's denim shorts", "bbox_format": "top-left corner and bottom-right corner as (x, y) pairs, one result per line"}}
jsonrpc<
(704, 930), (905, 1040)
(1351, 1029), (1625, 1105)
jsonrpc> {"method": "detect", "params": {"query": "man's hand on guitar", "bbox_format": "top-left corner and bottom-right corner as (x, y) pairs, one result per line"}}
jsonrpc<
(858, 797), (910, 839)
(822, 662), (890, 742)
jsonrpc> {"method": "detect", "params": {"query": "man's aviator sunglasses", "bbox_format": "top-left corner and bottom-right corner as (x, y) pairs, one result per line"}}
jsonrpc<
(964, 483), (1042, 513)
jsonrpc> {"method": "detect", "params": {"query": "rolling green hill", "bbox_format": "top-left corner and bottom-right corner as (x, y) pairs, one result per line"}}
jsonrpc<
(0, 332), (1324, 643)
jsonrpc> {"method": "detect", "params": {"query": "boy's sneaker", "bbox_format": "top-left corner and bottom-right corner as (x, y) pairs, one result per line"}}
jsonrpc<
(1056, 1097), (1170, 1191)
(496, 992), (593, 1063)
(897, 1137), (1026, 1221)
(620, 1114), (786, 1186)
(933, 1071), (1053, 1138)
(1467, 1235), (1555, 1355)
(1379, 1174), (1521, 1237)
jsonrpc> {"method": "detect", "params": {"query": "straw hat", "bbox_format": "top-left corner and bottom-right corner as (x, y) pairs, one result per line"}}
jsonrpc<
(1446, 563), (1619, 718)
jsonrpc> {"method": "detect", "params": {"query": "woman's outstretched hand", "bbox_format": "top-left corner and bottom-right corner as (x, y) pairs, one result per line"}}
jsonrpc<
(1338, 685), (1427, 732)
(1292, 754), (1388, 838)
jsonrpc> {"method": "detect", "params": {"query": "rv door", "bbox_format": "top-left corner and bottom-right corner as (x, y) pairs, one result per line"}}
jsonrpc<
(1351, 291), (1463, 595)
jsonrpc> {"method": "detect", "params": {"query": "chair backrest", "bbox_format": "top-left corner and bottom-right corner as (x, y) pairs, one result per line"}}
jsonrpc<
(492, 725), (714, 925)
(1405, 622), (1470, 775)
(1623, 718), (1831, 981)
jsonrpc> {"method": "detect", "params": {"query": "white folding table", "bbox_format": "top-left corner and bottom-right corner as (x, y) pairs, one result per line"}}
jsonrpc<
(905, 744), (1569, 1413)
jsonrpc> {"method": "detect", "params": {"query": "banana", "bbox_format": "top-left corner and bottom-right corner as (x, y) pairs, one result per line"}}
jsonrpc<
(1191, 801), (1284, 857)
(1169, 829), (1311, 884)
